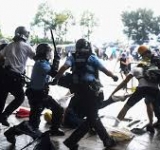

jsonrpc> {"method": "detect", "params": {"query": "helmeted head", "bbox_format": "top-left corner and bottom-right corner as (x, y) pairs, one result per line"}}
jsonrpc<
(75, 38), (92, 56)
(137, 45), (152, 60)
(13, 26), (30, 42)
(137, 45), (150, 55)
(34, 43), (52, 60)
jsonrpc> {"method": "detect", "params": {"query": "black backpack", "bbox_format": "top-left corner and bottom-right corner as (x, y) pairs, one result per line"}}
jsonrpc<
(143, 64), (160, 83)
(33, 132), (56, 150)
(21, 131), (56, 150)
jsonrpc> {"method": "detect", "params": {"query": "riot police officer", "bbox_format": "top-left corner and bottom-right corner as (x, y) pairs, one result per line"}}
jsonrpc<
(26, 43), (64, 136)
(0, 26), (35, 126)
(52, 38), (118, 149)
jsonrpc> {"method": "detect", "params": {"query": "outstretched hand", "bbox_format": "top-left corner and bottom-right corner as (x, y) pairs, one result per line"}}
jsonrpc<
(112, 75), (118, 82)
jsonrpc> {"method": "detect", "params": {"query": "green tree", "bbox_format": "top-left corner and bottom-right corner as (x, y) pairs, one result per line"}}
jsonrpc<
(80, 10), (98, 41)
(121, 8), (160, 44)
(31, 2), (53, 38)
(31, 2), (74, 43)
(150, 16), (160, 36)
(54, 10), (75, 43)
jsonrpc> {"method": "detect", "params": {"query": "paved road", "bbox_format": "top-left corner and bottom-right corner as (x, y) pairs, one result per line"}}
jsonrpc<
(1, 58), (160, 150)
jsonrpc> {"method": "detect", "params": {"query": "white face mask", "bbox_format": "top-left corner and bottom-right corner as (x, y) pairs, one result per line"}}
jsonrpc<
(46, 51), (53, 60)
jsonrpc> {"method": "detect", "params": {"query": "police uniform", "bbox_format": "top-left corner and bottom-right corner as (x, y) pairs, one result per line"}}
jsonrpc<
(63, 53), (116, 148)
(0, 28), (35, 126)
(52, 39), (118, 149)
(26, 59), (64, 134)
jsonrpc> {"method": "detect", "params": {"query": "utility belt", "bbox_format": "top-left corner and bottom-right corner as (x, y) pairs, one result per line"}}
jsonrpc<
(1, 66), (25, 85)
(89, 80), (104, 105)
(88, 79), (103, 92)
(3, 66), (22, 77)
(73, 81), (104, 109)
(75, 79), (102, 91)
(73, 78), (104, 99)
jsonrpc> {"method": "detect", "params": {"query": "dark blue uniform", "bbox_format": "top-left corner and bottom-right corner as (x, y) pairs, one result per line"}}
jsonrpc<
(63, 54), (115, 149)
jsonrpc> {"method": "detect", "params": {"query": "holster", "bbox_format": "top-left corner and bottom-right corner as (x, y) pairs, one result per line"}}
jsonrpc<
(88, 79), (103, 92)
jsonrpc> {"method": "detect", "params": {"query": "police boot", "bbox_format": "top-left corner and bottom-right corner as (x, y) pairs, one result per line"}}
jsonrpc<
(0, 114), (9, 126)
(63, 121), (90, 149)
(146, 124), (155, 134)
(49, 106), (65, 136)
(49, 116), (65, 136)
(93, 118), (116, 148)
(4, 126), (22, 145)
(17, 121), (42, 139)
(4, 127), (16, 145)
(153, 118), (160, 128)
(63, 139), (79, 150)
(49, 127), (65, 136)
(49, 119), (65, 136)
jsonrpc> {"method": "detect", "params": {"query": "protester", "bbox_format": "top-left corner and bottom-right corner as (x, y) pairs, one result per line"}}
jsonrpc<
(51, 38), (118, 149)
(0, 26), (35, 126)
(110, 45), (160, 133)
(118, 51), (130, 79)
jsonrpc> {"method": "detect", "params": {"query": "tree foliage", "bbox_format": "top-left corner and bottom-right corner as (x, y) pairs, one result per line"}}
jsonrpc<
(31, 2), (74, 43)
(121, 8), (160, 44)
(54, 10), (75, 43)
(80, 10), (98, 41)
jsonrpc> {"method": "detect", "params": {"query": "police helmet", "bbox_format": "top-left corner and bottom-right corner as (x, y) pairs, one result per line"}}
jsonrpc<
(34, 43), (52, 60)
(14, 26), (30, 41)
(75, 38), (92, 54)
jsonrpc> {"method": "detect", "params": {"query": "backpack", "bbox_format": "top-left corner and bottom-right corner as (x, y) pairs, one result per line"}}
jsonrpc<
(21, 131), (56, 150)
(33, 132), (56, 150)
(143, 64), (160, 83)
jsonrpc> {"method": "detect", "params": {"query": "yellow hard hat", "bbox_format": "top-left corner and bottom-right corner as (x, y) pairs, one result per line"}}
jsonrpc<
(137, 45), (149, 56)
(44, 110), (52, 124)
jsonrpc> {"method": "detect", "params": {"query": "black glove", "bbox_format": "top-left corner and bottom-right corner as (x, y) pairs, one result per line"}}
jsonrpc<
(112, 75), (118, 82)
(49, 78), (59, 85)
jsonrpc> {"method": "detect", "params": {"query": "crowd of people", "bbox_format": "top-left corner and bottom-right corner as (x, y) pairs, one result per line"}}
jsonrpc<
(0, 26), (160, 150)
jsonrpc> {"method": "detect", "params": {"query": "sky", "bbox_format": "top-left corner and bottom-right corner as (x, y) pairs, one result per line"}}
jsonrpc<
(0, 0), (160, 44)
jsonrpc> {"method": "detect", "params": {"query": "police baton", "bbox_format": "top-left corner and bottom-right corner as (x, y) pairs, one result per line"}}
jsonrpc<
(50, 28), (60, 73)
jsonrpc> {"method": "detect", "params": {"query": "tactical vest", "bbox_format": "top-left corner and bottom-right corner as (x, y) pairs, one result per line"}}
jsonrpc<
(71, 53), (99, 84)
